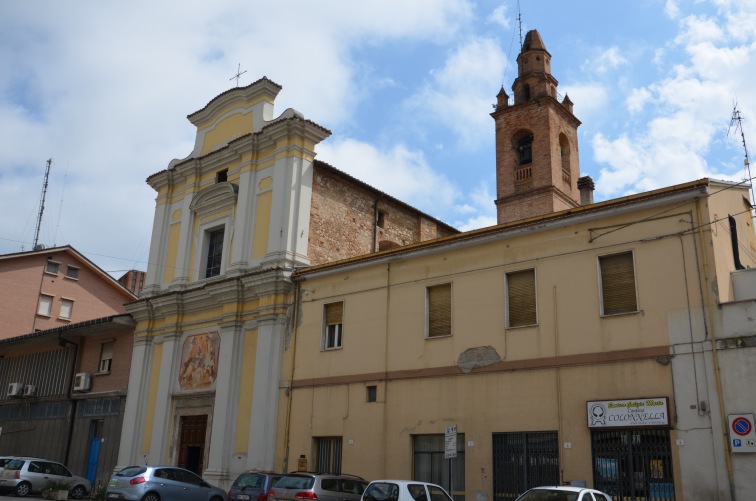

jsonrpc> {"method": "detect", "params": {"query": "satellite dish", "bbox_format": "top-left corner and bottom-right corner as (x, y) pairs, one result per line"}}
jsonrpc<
(34, 244), (46, 251)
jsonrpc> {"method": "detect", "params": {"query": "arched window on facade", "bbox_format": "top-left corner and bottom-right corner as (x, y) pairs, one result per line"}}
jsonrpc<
(514, 132), (534, 167)
(559, 133), (570, 174)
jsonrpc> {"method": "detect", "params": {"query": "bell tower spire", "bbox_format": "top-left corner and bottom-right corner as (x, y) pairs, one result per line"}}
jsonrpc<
(491, 29), (583, 225)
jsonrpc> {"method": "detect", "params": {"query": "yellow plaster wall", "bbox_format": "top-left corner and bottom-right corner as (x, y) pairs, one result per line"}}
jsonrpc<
(234, 328), (258, 452)
(163, 222), (181, 283)
(140, 342), (164, 454)
(200, 112), (254, 156)
(253, 190), (272, 259)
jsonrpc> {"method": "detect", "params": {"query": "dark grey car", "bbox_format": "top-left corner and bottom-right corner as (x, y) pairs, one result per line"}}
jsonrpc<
(269, 473), (367, 501)
(106, 465), (227, 501)
(228, 471), (282, 501)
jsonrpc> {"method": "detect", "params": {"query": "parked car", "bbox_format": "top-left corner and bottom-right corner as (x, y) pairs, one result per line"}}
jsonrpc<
(269, 472), (368, 501)
(105, 465), (227, 501)
(361, 480), (453, 501)
(228, 470), (282, 501)
(514, 486), (613, 501)
(0, 457), (90, 498)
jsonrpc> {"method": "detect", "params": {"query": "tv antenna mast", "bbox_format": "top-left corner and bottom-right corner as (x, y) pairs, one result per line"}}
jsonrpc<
(33, 158), (52, 250)
(728, 104), (753, 207)
(517, 0), (523, 50)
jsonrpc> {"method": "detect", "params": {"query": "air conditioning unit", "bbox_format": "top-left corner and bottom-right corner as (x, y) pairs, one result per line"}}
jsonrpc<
(23, 385), (37, 397)
(73, 373), (91, 392)
(7, 382), (23, 397)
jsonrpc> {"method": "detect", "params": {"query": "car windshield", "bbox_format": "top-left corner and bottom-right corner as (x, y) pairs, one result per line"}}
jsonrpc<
(5, 460), (24, 471)
(235, 473), (267, 488)
(275, 475), (315, 489)
(115, 466), (148, 477)
(364, 482), (400, 501)
(517, 489), (578, 501)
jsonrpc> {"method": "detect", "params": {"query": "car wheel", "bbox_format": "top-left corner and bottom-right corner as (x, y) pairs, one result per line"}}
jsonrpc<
(70, 484), (87, 499)
(15, 481), (32, 497)
(210, 497), (224, 501)
(141, 492), (161, 501)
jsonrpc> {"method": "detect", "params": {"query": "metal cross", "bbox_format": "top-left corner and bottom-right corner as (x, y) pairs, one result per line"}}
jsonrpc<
(230, 63), (247, 87)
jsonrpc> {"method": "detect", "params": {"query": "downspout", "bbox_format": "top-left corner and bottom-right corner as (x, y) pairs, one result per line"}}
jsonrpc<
(694, 199), (736, 501)
(282, 280), (301, 474)
(59, 334), (80, 466)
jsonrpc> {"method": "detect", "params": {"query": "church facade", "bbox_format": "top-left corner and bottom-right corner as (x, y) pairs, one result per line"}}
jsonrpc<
(118, 77), (454, 486)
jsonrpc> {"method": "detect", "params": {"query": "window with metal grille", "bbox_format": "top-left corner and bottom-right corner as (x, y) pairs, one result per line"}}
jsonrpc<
(205, 228), (224, 278)
(591, 429), (675, 500)
(492, 431), (559, 499)
(427, 284), (452, 338)
(323, 302), (344, 349)
(315, 436), (342, 474)
(599, 251), (638, 315)
(506, 269), (537, 327)
(413, 434), (465, 501)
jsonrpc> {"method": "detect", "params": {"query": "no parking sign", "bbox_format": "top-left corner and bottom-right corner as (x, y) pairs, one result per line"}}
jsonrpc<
(728, 414), (756, 453)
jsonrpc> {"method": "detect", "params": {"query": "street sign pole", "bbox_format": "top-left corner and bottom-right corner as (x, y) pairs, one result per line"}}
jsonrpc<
(445, 425), (457, 500)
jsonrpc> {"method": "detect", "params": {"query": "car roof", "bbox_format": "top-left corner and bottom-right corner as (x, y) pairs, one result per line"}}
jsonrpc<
(369, 480), (444, 487)
(527, 486), (595, 493)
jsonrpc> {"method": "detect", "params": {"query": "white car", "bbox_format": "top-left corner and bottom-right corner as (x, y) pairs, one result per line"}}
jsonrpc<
(514, 486), (613, 501)
(362, 480), (453, 501)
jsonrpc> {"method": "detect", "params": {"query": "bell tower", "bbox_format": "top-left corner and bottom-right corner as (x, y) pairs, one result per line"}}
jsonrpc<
(491, 30), (582, 225)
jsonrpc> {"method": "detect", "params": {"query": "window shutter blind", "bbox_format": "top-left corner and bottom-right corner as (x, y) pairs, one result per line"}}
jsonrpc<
(600, 252), (637, 314)
(428, 284), (452, 337)
(507, 269), (537, 327)
(325, 302), (343, 325)
(60, 300), (73, 318)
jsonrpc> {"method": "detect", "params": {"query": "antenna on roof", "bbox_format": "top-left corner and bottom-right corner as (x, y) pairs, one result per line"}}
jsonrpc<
(33, 158), (52, 250)
(517, 0), (523, 50)
(728, 103), (753, 208)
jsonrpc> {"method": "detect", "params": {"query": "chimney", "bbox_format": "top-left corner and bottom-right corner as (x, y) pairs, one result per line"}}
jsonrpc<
(577, 176), (594, 205)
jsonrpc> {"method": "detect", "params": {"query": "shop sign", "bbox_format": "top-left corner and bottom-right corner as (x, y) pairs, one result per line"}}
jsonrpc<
(587, 397), (669, 428)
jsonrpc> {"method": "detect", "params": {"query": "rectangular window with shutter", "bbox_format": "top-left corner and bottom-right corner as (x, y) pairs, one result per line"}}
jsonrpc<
(599, 251), (638, 315)
(323, 302), (344, 350)
(427, 283), (452, 338)
(37, 294), (53, 316)
(59, 298), (74, 319)
(100, 341), (114, 373)
(506, 269), (537, 327)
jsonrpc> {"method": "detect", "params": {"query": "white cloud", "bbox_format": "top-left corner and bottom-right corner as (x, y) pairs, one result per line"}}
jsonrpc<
(626, 87), (653, 114)
(317, 138), (460, 213)
(487, 5), (511, 30)
(404, 37), (507, 149)
(590, 46), (629, 75)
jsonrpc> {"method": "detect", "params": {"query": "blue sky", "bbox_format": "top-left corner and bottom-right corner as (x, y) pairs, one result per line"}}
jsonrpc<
(1, 0), (754, 276)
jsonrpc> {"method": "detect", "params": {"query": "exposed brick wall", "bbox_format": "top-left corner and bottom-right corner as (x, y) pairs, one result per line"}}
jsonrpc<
(76, 329), (134, 393)
(0, 250), (135, 340)
(308, 162), (458, 265)
(493, 97), (581, 225)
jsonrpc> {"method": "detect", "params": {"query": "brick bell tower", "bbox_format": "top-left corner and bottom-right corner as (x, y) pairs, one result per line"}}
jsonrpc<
(491, 29), (582, 225)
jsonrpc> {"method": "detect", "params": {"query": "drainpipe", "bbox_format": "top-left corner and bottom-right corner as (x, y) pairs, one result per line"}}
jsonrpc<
(282, 280), (301, 474)
(59, 334), (80, 466)
(694, 200), (736, 501)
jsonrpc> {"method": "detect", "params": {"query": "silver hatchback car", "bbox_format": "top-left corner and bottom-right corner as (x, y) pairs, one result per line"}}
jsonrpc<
(106, 465), (227, 501)
(0, 457), (90, 498)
